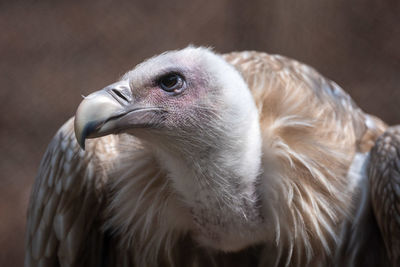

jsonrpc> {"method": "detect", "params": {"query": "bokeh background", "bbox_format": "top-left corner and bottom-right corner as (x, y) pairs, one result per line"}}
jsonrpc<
(1, 0), (399, 265)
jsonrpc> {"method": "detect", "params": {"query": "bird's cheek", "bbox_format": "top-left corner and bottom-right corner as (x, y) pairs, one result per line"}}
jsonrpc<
(146, 86), (208, 127)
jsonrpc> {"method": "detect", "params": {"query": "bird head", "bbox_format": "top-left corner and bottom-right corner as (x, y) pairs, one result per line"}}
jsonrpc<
(75, 47), (260, 156)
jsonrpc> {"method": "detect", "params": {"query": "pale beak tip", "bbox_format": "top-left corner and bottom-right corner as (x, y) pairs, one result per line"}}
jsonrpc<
(73, 80), (132, 150)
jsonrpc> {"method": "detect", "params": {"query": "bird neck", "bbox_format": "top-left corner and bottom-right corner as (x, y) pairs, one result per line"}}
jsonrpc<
(152, 111), (265, 251)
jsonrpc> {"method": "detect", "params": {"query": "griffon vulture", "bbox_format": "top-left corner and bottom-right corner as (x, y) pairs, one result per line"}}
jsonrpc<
(25, 47), (399, 266)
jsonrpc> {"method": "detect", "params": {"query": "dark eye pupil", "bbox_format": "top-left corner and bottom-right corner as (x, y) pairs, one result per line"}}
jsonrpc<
(159, 74), (185, 93)
(161, 75), (178, 88)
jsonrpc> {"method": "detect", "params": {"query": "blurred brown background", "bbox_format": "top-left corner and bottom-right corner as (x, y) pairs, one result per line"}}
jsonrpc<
(1, 0), (399, 265)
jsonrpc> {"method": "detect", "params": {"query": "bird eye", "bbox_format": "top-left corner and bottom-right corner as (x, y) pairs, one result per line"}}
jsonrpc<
(158, 73), (185, 93)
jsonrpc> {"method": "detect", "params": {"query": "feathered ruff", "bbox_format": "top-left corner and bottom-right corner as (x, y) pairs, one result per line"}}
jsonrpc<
(225, 51), (386, 266)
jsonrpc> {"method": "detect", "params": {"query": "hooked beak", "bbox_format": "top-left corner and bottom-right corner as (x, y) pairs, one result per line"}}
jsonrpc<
(74, 80), (161, 150)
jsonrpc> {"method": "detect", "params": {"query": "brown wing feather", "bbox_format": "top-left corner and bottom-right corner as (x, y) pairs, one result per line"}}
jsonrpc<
(25, 118), (118, 267)
(369, 125), (400, 266)
(223, 51), (386, 153)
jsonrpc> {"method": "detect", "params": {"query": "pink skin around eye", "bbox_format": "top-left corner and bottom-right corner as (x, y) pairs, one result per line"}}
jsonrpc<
(148, 76), (208, 109)
(144, 79), (216, 129)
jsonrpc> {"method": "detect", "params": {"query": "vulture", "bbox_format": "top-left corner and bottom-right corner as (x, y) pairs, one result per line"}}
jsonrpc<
(25, 47), (400, 267)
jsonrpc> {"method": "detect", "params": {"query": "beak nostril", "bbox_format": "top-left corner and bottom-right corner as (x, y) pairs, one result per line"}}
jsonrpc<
(111, 89), (129, 102)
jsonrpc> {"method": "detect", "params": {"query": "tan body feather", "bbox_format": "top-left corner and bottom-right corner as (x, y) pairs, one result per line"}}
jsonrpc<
(26, 51), (391, 266)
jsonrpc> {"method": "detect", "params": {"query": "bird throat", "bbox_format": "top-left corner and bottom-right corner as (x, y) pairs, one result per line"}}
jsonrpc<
(153, 117), (266, 251)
